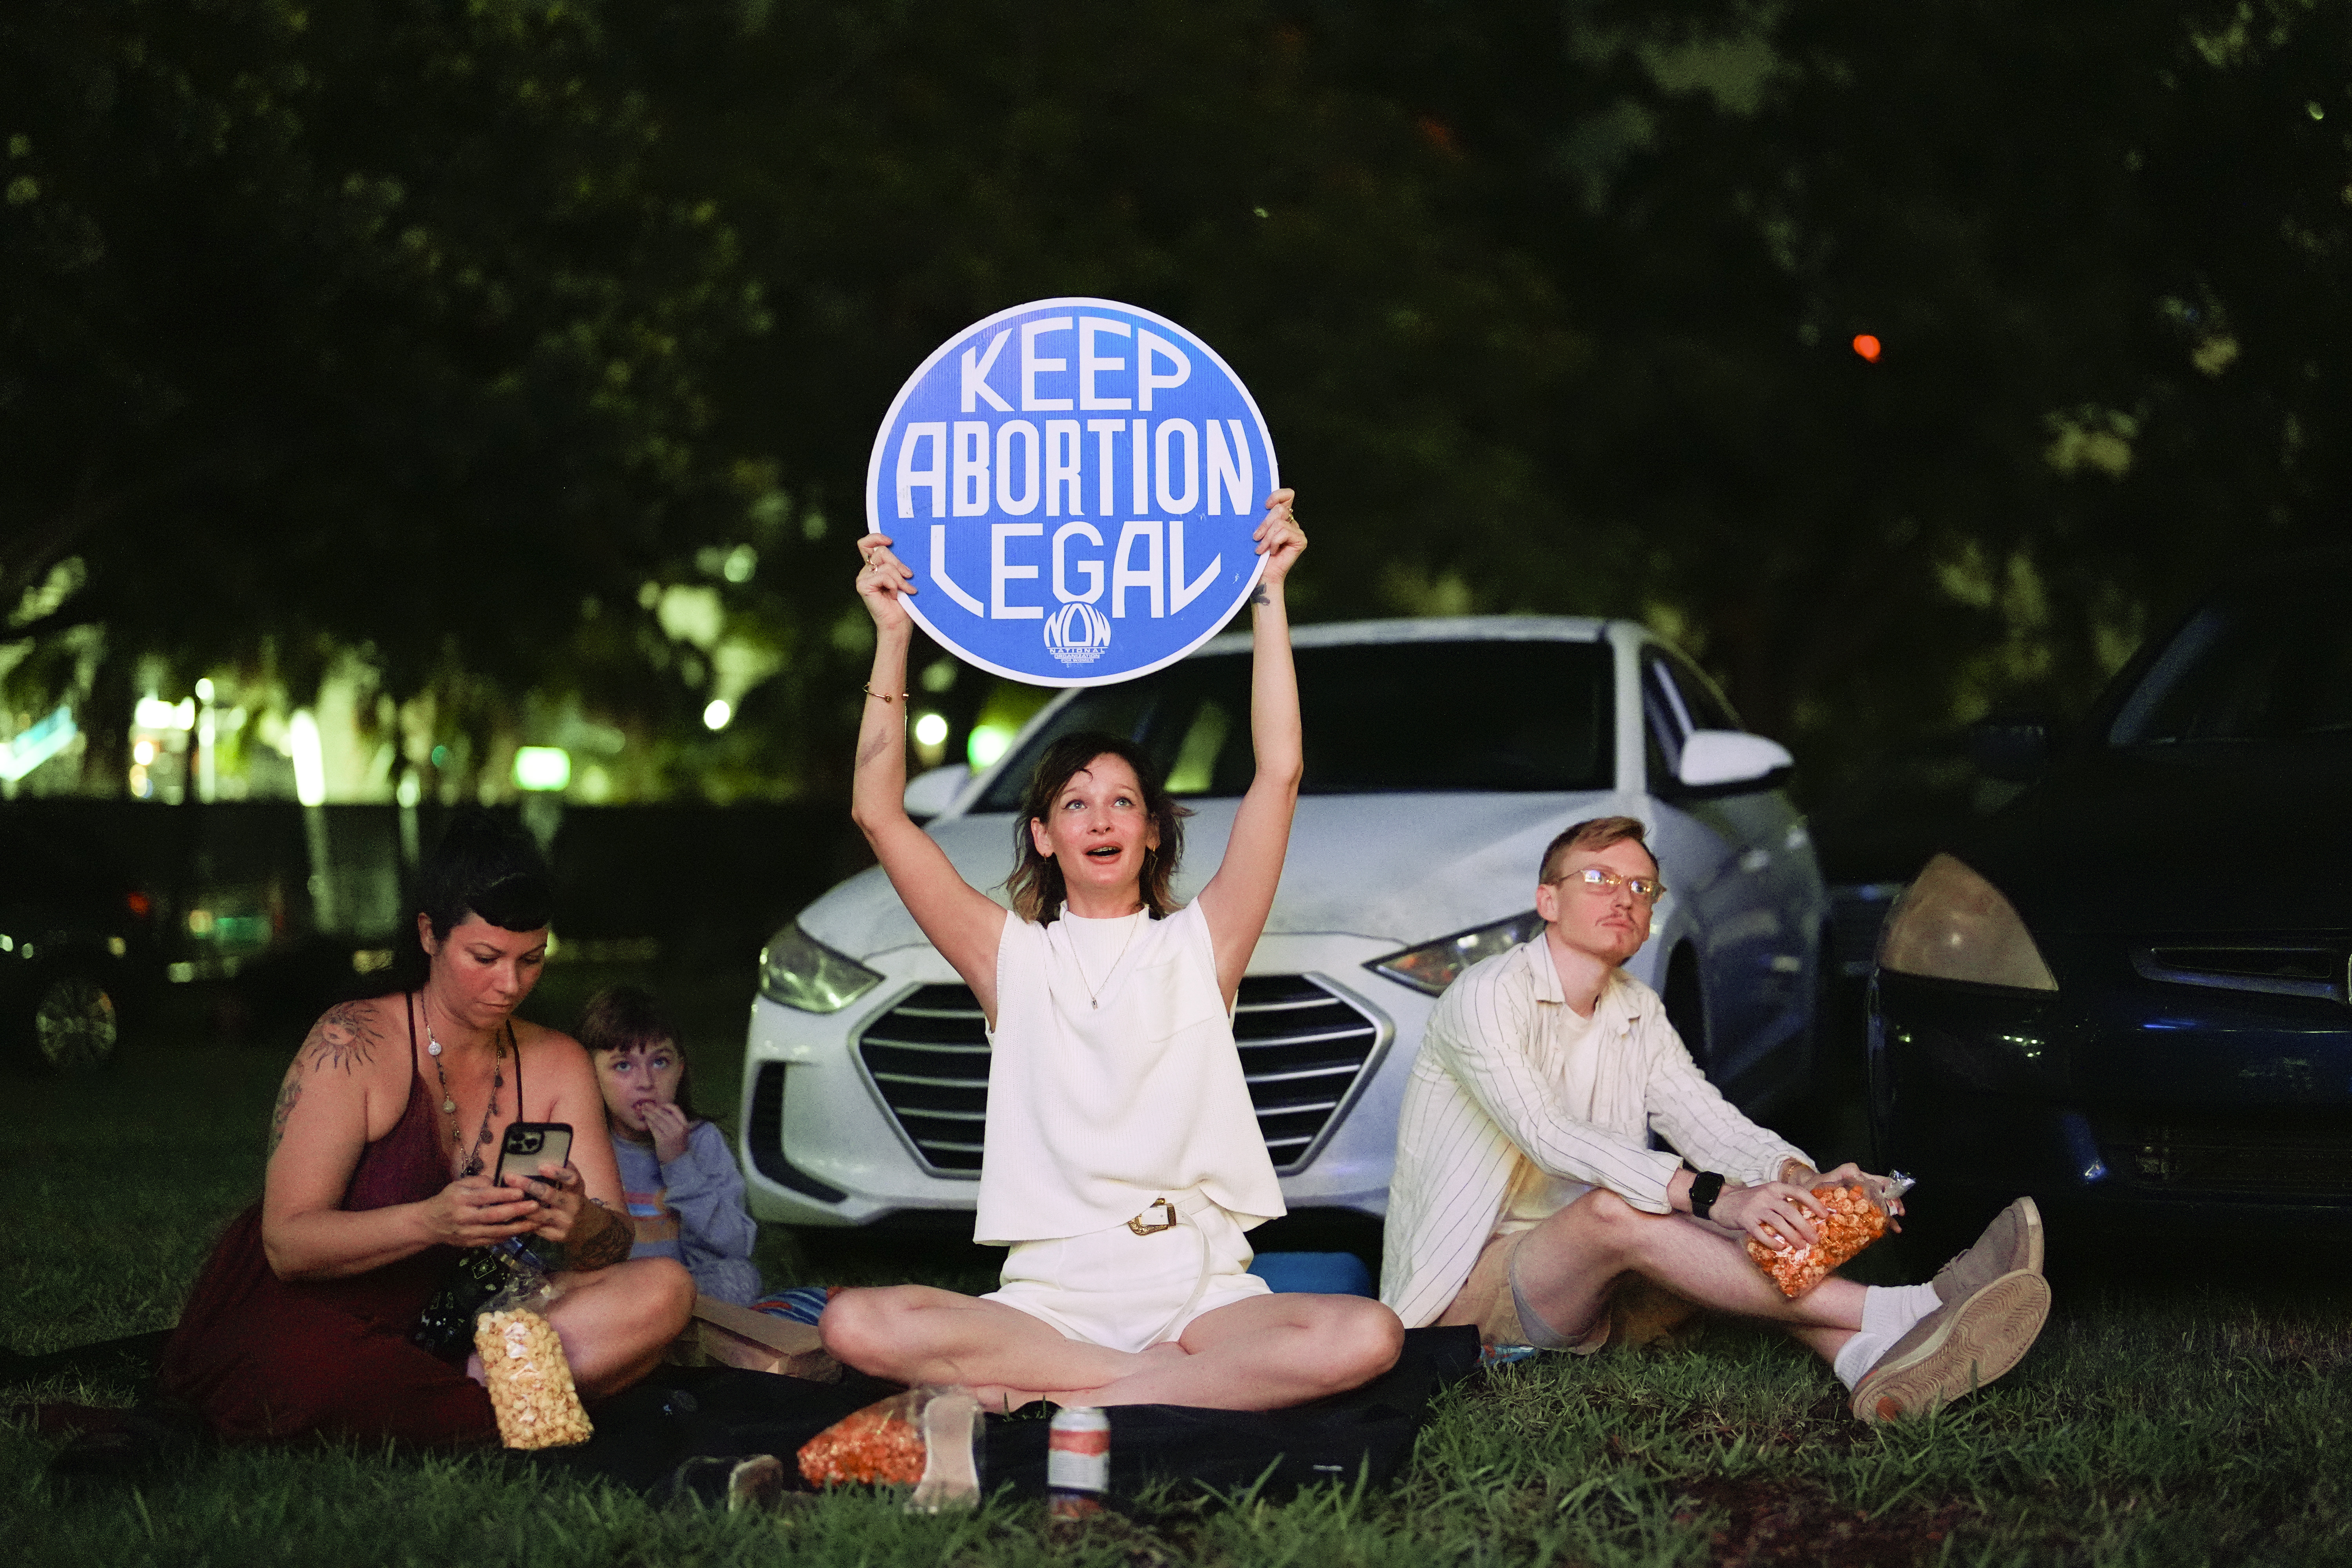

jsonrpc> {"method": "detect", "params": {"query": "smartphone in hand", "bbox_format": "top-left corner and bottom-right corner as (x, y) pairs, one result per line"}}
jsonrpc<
(494, 1122), (574, 1191)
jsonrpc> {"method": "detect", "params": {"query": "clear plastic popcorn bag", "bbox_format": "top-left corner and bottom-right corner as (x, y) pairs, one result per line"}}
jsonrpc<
(797, 1385), (983, 1512)
(1746, 1173), (1916, 1298)
(474, 1262), (594, 1450)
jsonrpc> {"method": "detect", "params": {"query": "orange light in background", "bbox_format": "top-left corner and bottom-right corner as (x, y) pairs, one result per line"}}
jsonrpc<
(1852, 334), (1883, 362)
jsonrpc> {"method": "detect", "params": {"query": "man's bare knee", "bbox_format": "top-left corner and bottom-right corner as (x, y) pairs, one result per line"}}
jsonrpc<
(1555, 1187), (1643, 1242)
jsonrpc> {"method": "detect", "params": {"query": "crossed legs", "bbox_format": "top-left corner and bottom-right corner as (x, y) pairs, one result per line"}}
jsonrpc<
(820, 1285), (1404, 1411)
(467, 1257), (697, 1398)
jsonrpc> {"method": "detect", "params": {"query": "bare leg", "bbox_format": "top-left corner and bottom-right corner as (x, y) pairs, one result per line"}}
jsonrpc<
(524, 1258), (696, 1397)
(821, 1285), (1151, 1406)
(1050, 1293), (1403, 1410)
(822, 1286), (1403, 1411)
(1511, 1189), (1864, 1365)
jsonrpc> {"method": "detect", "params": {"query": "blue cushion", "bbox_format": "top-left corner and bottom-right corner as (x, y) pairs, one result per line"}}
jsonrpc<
(1247, 1251), (1375, 1297)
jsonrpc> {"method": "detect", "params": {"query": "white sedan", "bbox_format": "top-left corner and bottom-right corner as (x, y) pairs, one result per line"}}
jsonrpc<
(739, 616), (1831, 1229)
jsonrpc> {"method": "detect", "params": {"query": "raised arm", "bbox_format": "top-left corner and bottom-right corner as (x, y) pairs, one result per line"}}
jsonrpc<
(1198, 490), (1307, 1001)
(849, 533), (1010, 1020)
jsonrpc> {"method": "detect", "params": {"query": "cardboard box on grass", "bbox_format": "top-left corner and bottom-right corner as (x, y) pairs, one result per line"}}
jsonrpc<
(669, 1296), (841, 1382)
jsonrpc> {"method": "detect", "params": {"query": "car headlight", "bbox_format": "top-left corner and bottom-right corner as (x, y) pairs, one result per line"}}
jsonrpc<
(1877, 853), (2058, 990)
(759, 922), (884, 1013)
(1366, 911), (1546, 996)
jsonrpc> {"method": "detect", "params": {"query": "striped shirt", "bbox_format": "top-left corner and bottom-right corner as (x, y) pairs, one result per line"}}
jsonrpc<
(1380, 935), (1809, 1328)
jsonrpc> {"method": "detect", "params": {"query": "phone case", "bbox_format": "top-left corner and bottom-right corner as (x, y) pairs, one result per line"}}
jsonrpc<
(495, 1122), (574, 1188)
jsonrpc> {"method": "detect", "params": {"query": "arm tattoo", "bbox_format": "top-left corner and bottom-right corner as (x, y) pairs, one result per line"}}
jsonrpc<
(266, 1074), (301, 1157)
(855, 730), (893, 770)
(562, 1198), (635, 1272)
(299, 1001), (380, 1075)
(1249, 584), (1271, 606)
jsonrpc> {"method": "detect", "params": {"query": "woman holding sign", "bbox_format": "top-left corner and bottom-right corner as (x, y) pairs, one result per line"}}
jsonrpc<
(825, 489), (1404, 1411)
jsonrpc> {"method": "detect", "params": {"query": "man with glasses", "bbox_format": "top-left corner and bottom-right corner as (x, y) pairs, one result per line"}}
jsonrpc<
(1380, 817), (2050, 1422)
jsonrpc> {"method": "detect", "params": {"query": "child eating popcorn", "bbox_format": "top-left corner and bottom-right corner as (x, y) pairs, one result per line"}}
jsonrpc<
(579, 985), (762, 1306)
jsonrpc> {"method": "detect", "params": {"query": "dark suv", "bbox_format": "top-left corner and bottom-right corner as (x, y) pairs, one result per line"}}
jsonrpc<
(1869, 549), (2352, 1242)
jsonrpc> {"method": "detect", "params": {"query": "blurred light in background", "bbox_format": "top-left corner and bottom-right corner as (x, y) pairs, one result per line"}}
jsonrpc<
(721, 544), (758, 583)
(194, 677), (216, 702)
(289, 710), (327, 806)
(134, 695), (196, 730)
(703, 698), (733, 731)
(913, 711), (949, 748)
(512, 746), (572, 791)
(132, 739), (157, 766)
(1852, 333), (1883, 362)
(0, 705), (76, 781)
(967, 724), (1013, 768)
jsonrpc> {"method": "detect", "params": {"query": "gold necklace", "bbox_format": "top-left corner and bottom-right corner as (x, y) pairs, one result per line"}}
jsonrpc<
(422, 995), (504, 1178)
(1068, 908), (1142, 1009)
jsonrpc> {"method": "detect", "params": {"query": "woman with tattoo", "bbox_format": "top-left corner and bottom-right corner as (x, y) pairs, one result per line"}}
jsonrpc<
(159, 811), (693, 1445)
(820, 488), (1405, 1413)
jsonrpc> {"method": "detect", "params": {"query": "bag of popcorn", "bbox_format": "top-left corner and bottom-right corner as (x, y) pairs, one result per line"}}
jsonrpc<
(797, 1386), (982, 1512)
(474, 1267), (593, 1450)
(1746, 1173), (1915, 1298)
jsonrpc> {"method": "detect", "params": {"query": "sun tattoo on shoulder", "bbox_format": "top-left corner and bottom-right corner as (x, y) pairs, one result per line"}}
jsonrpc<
(300, 1000), (383, 1075)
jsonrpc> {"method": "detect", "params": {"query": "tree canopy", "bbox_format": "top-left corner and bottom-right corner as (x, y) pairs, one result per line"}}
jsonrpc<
(5, 0), (2345, 801)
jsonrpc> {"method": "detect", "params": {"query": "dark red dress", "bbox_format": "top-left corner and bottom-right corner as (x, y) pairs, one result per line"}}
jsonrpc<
(159, 1017), (499, 1446)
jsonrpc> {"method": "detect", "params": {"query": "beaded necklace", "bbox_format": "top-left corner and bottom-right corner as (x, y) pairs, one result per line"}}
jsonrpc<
(419, 993), (506, 1179)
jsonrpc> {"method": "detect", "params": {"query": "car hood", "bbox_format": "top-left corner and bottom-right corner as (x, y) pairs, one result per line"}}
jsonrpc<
(1955, 741), (2352, 935)
(797, 790), (1637, 958)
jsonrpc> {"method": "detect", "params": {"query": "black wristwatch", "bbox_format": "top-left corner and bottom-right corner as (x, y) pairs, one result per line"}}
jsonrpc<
(1688, 1171), (1727, 1221)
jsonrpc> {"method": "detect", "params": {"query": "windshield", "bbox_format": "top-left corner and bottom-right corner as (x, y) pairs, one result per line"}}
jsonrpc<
(977, 638), (1613, 808)
(2109, 588), (2352, 745)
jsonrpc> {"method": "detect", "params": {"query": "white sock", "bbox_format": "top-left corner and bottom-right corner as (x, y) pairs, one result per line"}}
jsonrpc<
(1833, 1284), (1944, 1390)
(1832, 1333), (1883, 1390)
(1862, 1281), (1940, 1341)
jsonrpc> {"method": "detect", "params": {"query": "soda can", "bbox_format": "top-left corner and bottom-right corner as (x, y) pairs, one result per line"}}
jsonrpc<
(1047, 1405), (1110, 1517)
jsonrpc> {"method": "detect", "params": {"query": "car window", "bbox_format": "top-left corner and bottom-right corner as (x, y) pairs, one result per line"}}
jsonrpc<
(2109, 590), (2352, 745)
(978, 639), (1614, 807)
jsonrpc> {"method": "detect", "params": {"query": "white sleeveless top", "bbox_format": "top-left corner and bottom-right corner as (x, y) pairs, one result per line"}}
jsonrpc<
(973, 898), (1286, 1247)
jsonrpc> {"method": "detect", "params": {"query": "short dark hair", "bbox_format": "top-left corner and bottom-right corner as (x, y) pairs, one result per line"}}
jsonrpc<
(416, 808), (555, 940)
(1004, 731), (1190, 924)
(1538, 815), (1657, 884)
(577, 983), (697, 1119)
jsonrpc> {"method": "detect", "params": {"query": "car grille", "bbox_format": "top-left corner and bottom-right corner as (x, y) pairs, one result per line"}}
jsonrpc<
(856, 975), (1384, 1177)
(2094, 1112), (2352, 1197)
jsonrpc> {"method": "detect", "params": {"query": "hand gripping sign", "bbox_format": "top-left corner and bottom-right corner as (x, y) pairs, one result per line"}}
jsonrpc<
(865, 298), (1278, 687)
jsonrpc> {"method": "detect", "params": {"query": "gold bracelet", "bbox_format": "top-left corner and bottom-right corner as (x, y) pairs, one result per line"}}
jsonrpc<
(862, 682), (909, 703)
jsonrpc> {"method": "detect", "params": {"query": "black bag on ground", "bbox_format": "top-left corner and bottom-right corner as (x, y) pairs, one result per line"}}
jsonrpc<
(990, 1325), (1480, 1502)
(532, 1325), (1479, 1507)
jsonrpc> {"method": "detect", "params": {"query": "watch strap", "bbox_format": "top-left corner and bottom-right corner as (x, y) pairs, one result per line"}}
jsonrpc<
(1688, 1171), (1727, 1221)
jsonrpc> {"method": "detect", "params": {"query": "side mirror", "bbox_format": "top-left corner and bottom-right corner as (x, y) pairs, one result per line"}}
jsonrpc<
(1969, 717), (2050, 784)
(902, 764), (972, 820)
(1677, 730), (1794, 791)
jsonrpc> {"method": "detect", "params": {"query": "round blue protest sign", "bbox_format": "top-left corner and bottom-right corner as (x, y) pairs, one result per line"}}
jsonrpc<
(865, 298), (1278, 687)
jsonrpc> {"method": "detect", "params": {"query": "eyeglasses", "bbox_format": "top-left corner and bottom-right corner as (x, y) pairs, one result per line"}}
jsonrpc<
(1550, 866), (1668, 905)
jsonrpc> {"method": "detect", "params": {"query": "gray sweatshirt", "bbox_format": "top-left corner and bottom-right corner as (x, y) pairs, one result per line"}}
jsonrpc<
(610, 1121), (761, 1305)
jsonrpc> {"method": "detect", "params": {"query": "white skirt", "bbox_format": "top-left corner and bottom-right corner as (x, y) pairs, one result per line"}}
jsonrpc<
(982, 1191), (1270, 1354)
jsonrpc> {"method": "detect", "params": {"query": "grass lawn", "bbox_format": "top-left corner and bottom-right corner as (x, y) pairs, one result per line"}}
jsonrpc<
(6, 973), (2350, 1565)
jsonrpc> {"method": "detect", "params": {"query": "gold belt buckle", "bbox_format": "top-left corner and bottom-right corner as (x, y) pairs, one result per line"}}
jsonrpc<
(1127, 1197), (1179, 1236)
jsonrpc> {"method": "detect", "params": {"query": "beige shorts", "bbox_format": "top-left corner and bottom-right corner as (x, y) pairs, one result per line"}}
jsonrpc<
(1443, 1229), (1703, 1354)
(982, 1191), (1270, 1355)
